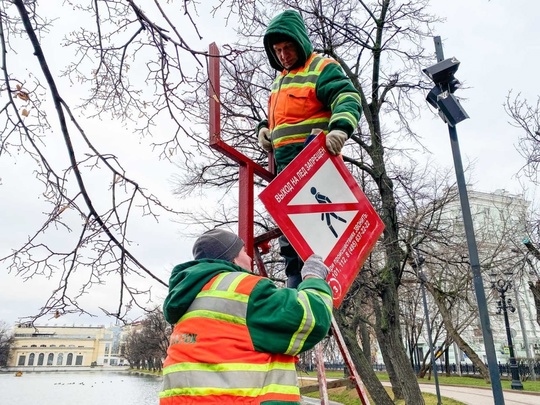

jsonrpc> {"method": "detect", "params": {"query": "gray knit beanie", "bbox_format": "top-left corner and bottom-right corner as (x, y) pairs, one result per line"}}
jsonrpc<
(192, 228), (244, 262)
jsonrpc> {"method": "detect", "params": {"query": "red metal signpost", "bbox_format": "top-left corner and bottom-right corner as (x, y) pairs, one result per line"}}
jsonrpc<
(208, 42), (274, 257)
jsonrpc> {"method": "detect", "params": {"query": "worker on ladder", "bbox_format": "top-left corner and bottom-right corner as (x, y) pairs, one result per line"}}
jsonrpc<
(256, 9), (363, 288)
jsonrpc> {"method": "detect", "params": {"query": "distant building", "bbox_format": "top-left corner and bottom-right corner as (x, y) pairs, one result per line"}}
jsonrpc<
(399, 188), (540, 373)
(7, 323), (128, 369)
(449, 189), (540, 361)
(423, 189), (540, 364)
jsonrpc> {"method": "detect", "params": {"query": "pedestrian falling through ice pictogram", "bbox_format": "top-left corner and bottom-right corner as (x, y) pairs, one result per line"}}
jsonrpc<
(310, 187), (347, 238)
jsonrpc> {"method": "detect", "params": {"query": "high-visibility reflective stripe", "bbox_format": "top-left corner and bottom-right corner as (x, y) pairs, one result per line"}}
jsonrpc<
(284, 289), (333, 355)
(163, 360), (295, 374)
(160, 383), (299, 400)
(271, 75), (318, 90)
(162, 364), (298, 392)
(226, 272), (247, 291)
(184, 295), (248, 317)
(208, 272), (249, 291)
(320, 291), (334, 311)
(196, 289), (249, 303)
(179, 309), (246, 326)
(330, 111), (357, 128)
(273, 118), (329, 134)
(285, 291), (313, 356)
(301, 288), (333, 311)
(331, 91), (362, 110)
(272, 120), (329, 143)
(270, 54), (329, 92)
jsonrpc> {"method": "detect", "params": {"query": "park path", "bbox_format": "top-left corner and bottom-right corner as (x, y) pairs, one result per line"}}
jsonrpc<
(412, 382), (540, 405)
(301, 378), (540, 404)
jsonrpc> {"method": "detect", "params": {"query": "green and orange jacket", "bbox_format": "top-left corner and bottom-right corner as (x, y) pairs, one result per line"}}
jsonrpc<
(257, 10), (362, 172)
(160, 259), (333, 404)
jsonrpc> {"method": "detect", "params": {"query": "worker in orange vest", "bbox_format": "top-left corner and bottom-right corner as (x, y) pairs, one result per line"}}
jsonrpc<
(256, 10), (362, 288)
(160, 228), (333, 404)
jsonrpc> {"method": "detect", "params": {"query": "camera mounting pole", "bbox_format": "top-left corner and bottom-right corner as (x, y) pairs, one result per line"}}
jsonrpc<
(428, 36), (506, 405)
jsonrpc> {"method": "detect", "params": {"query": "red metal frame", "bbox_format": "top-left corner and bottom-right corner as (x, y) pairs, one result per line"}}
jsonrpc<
(208, 42), (274, 260)
(207, 42), (370, 404)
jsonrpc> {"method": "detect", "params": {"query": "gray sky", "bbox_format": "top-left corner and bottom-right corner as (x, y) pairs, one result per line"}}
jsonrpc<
(1, 0), (540, 327)
(413, 1), (540, 198)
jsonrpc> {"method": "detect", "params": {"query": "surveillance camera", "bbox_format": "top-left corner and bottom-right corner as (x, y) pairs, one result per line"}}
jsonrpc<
(426, 85), (442, 109)
(436, 91), (469, 126)
(422, 57), (460, 85)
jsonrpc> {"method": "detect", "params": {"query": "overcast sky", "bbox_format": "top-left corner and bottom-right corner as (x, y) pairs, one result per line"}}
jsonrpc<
(1, 0), (540, 327)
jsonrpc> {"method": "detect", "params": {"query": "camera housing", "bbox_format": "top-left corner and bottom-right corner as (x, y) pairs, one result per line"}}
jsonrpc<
(436, 91), (469, 127)
(422, 57), (460, 85)
(423, 56), (468, 125)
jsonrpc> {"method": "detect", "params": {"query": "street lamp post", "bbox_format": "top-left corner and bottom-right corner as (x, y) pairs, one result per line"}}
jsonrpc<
(492, 277), (524, 390)
(423, 36), (505, 404)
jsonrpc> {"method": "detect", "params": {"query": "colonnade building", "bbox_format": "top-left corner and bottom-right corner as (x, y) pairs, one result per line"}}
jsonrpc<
(7, 323), (127, 370)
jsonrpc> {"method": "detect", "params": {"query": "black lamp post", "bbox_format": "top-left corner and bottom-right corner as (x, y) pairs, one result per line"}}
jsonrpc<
(491, 277), (524, 390)
(423, 36), (505, 404)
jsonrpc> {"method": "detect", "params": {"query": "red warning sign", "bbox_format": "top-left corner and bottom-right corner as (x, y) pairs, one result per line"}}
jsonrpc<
(259, 134), (384, 308)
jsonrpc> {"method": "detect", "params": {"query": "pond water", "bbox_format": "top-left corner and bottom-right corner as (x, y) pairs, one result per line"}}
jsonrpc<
(0, 370), (162, 405)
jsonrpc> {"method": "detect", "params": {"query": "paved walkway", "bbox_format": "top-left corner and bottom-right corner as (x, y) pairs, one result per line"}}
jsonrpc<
(302, 378), (540, 404)
(416, 383), (540, 405)
(301, 397), (343, 405)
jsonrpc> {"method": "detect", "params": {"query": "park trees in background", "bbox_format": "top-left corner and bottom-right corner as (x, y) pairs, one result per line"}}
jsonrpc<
(0, 321), (14, 367)
(505, 93), (540, 326)
(405, 184), (535, 381)
(123, 309), (170, 371)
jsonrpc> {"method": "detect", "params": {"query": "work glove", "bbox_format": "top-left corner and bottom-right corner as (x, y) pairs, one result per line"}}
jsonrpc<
(301, 254), (329, 280)
(258, 127), (273, 152)
(325, 129), (348, 155)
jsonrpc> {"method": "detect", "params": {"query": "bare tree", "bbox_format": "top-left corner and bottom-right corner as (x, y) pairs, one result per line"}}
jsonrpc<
(504, 86), (540, 329)
(0, 321), (14, 367)
(173, 1), (447, 403)
(519, 237), (540, 327)
(0, 1), (249, 323)
(123, 308), (171, 370)
(505, 92), (540, 184)
(409, 185), (535, 382)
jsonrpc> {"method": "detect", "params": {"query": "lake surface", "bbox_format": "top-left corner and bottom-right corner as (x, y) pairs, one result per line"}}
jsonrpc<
(0, 370), (162, 405)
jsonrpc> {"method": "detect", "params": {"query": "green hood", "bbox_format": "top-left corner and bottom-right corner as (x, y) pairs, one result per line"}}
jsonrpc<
(163, 259), (249, 324)
(264, 10), (313, 71)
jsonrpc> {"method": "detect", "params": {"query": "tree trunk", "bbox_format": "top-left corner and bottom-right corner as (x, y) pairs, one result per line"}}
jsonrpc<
(335, 312), (394, 405)
(373, 300), (402, 399)
(529, 280), (540, 327)
(374, 289), (425, 404)
(360, 321), (372, 363)
(445, 347), (451, 377)
(430, 285), (491, 382)
(371, 155), (425, 404)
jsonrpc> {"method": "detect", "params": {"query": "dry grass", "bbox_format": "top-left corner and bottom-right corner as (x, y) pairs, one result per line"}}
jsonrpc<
(301, 381), (467, 405)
